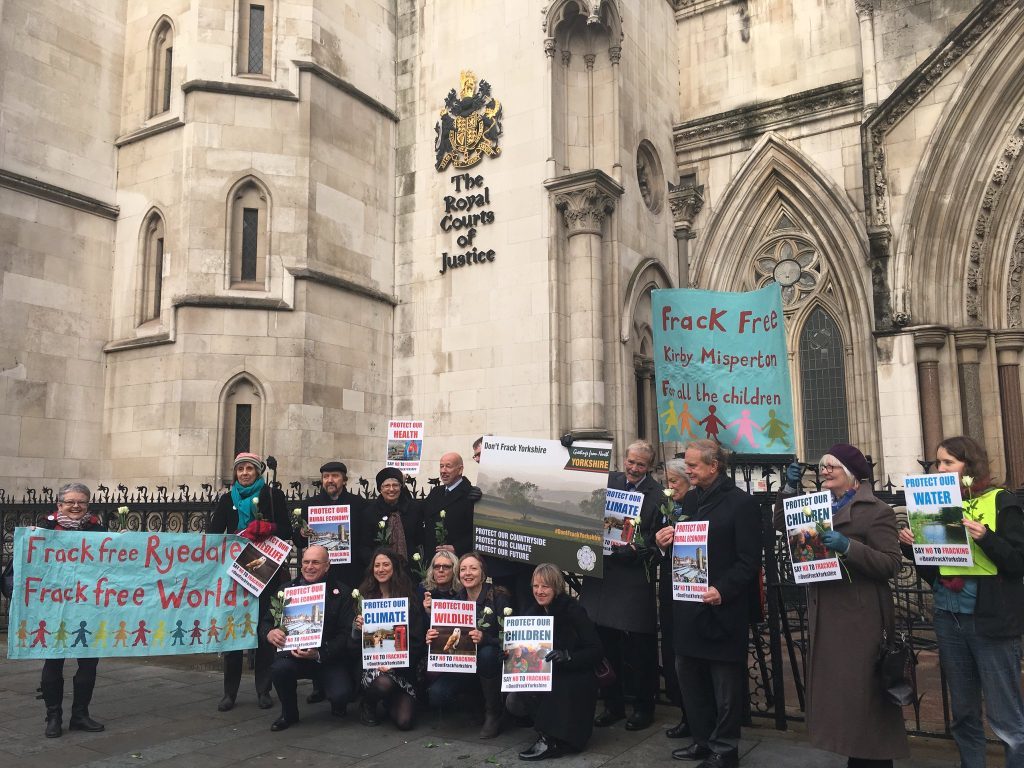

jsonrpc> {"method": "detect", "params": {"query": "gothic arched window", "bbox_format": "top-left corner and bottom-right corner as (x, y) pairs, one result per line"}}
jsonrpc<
(138, 210), (165, 324)
(148, 18), (174, 117)
(798, 307), (849, 461)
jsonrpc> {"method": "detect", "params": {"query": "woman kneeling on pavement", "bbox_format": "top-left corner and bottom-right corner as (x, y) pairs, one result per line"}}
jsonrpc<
(507, 563), (602, 761)
(425, 551), (510, 737)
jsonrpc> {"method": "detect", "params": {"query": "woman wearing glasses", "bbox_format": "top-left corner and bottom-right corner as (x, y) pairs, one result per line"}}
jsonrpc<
(39, 483), (107, 738)
(775, 445), (908, 767)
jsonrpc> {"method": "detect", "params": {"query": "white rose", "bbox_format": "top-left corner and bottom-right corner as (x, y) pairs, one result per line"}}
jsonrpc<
(503, 607), (513, 616)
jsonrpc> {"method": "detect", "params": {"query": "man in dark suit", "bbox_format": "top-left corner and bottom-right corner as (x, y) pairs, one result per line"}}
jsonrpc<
(422, 452), (479, 556)
(670, 440), (761, 768)
(262, 545), (359, 731)
(579, 439), (663, 731)
(293, 461), (366, 704)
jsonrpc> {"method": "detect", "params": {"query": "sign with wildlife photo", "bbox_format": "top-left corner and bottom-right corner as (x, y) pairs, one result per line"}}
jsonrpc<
(228, 536), (292, 597)
(282, 582), (325, 651)
(427, 599), (477, 673)
(474, 437), (611, 577)
(386, 420), (424, 474)
(361, 597), (410, 670)
(652, 285), (794, 454)
(7, 529), (257, 659)
(672, 521), (710, 601)
(602, 488), (643, 555)
(783, 492), (841, 584)
(501, 615), (553, 692)
(307, 505), (351, 564)
(904, 473), (971, 567)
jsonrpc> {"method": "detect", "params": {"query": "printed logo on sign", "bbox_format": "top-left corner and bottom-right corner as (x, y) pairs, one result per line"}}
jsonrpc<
(576, 546), (597, 572)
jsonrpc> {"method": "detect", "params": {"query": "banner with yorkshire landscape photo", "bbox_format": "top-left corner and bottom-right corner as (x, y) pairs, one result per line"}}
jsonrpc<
(473, 437), (611, 577)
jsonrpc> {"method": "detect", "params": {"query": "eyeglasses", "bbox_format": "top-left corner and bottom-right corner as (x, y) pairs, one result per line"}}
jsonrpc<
(473, 452), (481, 459)
(820, 464), (843, 473)
(59, 500), (89, 507)
(432, 563), (453, 570)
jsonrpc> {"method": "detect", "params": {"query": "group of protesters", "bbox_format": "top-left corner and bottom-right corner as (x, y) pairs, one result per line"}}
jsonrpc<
(23, 432), (1024, 768)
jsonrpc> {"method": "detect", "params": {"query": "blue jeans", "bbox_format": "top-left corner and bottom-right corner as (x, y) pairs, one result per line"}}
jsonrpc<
(934, 610), (1024, 768)
(427, 645), (500, 708)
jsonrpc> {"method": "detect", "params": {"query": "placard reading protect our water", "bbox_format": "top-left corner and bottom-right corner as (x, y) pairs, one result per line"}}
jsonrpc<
(904, 472), (971, 567)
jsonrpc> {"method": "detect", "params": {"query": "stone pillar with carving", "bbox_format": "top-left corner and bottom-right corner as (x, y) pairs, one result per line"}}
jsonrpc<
(545, 170), (625, 436)
(995, 331), (1024, 488)
(667, 181), (705, 288)
(913, 327), (948, 462)
(954, 329), (989, 445)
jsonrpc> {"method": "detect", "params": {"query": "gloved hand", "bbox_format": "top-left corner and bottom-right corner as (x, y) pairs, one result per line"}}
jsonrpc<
(785, 462), (804, 488)
(241, 520), (276, 542)
(544, 649), (571, 664)
(467, 486), (482, 502)
(821, 529), (851, 555)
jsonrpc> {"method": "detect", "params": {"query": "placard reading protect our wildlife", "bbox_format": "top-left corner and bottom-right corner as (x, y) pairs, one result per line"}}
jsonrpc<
(501, 615), (553, 692)
(782, 492), (842, 584)
(671, 521), (710, 601)
(280, 582), (326, 651)
(8, 529), (258, 659)
(228, 536), (292, 596)
(427, 599), (477, 673)
(361, 597), (410, 670)
(307, 505), (352, 564)
(904, 472), (971, 567)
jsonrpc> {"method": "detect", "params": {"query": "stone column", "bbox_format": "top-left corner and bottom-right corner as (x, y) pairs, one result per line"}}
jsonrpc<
(854, 0), (879, 110)
(668, 181), (705, 287)
(954, 329), (989, 445)
(609, 44), (622, 183)
(913, 327), (947, 463)
(545, 170), (625, 436)
(995, 331), (1024, 488)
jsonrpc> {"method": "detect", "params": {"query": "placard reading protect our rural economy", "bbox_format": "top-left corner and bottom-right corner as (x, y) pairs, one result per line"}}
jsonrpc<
(473, 437), (611, 577)
(8, 529), (258, 659)
(904, 472), (971, 567)
(652, 285), (795, 453)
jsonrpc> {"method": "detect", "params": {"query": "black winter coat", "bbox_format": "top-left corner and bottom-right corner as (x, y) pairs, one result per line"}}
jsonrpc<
(421, 480), (477, 556)
(295, 489), (367, 590)
(578, 471), (662, 633)
(528, 593), (603, 750)
(672, 475), (761, 662)
(259, 574), (359, 665)
(356, 493), (424, 568)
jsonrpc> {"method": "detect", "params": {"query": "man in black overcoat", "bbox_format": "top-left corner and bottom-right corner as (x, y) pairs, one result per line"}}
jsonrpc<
(671, 440), (761, 768)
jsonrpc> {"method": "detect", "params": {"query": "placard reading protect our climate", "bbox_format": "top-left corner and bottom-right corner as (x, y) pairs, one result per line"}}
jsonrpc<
(904, 472), (971, 567)
(474, 437), (611, 577)
(361, 597), (410, 670)
(501, 615), (553, 692)
(602, 488), (643, 555)
(427, 599), (477, 673)
(652, 285), (794, 454)
(782, 492), (842, 584)
(8, 529), (258, 659)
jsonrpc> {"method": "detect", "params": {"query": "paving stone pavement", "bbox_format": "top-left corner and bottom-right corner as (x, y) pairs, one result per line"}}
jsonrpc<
(0, 649), (968, 767)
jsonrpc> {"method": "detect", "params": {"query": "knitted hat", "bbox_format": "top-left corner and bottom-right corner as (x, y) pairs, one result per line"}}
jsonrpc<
(375, 467), (404, 489)
(320, 461), (348, 475)
(233, 452), (266, 474)
(827, 443), (870, 481)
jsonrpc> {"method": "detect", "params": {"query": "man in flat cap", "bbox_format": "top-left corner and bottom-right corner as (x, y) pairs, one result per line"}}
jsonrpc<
(293, 461), (367, 704)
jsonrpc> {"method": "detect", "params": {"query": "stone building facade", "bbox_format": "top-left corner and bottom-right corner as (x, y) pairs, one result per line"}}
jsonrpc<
(1, 0), (1023, 492)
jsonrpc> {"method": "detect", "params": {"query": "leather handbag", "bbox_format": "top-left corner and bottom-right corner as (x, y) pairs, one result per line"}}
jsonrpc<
(875, 589), (916, 706)
(594, 657), (617, 688)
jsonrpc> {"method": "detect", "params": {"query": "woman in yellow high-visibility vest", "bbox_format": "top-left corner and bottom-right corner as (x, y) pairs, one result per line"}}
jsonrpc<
(900, 435), (1024, 768)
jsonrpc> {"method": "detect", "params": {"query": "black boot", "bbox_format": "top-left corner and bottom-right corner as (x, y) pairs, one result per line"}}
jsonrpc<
(360, 694), (380, 726)
(69, 677), (104, 732)
(479, 677), (503, 739)
(45, 706), (62, 739)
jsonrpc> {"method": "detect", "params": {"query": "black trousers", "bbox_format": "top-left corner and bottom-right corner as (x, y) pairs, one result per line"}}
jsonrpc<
(41, 657), (99, 712)
(676, 655), (744, 755)
(597, 625), (657, 714)
(658, 577), (683, 709)
(271, 655), (354, 721)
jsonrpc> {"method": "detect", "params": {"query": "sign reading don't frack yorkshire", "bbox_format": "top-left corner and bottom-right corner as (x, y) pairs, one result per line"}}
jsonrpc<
(435, 70), (502, 276)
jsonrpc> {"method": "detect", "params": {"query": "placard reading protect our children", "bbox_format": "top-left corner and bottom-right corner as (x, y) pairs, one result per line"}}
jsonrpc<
(904, 472), (971, 567)
(361, 597), (410, 670)
(671, 521), (710, 601)
(8, 529), (258, 659)
(652, 285), (794, 454)
(427, 599), (477, 673)
(782, 492), (842, 584)
(501, 615), (553, 692)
